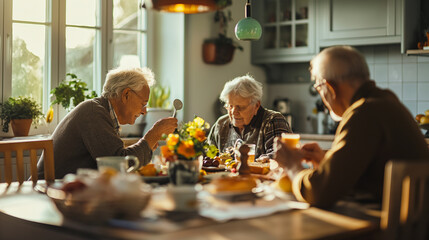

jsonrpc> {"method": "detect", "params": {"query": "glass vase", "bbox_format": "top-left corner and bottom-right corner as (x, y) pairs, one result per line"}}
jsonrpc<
(168, 156), (203, 185)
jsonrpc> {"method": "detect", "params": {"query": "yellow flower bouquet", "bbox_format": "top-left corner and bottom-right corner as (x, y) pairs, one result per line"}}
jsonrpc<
(161, 116), (218, 161)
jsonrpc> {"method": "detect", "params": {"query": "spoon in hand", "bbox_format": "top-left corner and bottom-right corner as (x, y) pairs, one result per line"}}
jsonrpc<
(172, 99), (183, 118)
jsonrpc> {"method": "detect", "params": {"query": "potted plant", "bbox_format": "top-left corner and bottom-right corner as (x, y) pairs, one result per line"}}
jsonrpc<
(203, 10), (243, 65)
(143, 84), (173, 135)
(0, 96), (43, 136)
(50, 73), (98, 111)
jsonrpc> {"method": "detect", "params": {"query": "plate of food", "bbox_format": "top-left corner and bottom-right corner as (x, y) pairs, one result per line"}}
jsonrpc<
(205, 175), (260, 201)
(138, 164), (169, 184)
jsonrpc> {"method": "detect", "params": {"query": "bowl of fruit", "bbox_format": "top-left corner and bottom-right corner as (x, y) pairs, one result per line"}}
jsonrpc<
(415, 110), (429, 131)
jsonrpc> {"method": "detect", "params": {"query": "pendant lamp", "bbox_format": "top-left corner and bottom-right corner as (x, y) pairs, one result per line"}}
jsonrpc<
(142, 0), (218, 14)
(234, 0), (262, 41)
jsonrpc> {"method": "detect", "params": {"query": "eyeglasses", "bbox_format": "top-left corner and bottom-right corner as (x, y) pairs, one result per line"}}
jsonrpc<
(313, 79), (327, 92)
(224, 103), (252, 112)
(131, 90), (148, 110)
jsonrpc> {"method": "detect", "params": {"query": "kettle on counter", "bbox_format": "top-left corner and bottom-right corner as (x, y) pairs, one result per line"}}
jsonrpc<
(273, 98), (291, 115)
(273, 98), (293, 129)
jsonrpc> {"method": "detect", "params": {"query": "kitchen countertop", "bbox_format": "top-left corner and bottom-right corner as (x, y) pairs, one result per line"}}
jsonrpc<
(300, 133), (335, 141)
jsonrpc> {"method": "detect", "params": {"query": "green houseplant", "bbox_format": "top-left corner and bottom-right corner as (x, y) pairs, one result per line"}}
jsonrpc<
(0, 96), (43, 136)
(51, 73), (98, 110)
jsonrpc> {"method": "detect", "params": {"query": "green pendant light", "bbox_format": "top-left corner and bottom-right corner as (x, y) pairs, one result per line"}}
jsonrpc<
(234, 0), (262, 41)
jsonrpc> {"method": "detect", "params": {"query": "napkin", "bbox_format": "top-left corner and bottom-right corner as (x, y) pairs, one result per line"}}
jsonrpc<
(198, 191), (309, 222)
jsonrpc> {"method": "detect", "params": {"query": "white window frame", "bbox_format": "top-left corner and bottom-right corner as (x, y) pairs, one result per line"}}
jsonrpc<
(0, 0), (149, 136)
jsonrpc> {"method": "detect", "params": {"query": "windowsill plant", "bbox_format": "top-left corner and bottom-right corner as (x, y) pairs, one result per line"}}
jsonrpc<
(0, 96), (43, 136)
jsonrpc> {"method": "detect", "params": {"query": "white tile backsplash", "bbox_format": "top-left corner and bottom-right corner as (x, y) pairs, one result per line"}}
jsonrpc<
(402, 63), (418, 82)
(418, 63), (429, 82)
(418, 56), (429, 62)
(417, 101), (429, 114)
(417, 83), (429, 101)
(388, 64), (402, 82)
(403, 100), (417, 117)
(388, 83), (402, 99)
(388, 45), (402, 64)
(374, 45), (389, 64)
(403, 83), (417, 101)
(374, 64), (388, 83)
(403, 54), (417, 63)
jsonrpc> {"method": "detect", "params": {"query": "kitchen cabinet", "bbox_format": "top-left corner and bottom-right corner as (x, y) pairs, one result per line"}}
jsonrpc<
(317, 0), (421, 53)
(251, 0), (316, 64)
(318, 0), (400, 47)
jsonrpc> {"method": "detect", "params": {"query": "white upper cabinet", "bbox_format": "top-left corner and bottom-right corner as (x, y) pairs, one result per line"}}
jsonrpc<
(317, 0), (420, 53)
(251, 0), (316, 63)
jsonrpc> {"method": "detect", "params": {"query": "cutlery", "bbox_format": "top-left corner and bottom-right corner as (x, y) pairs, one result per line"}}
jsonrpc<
(172, 99), (183, 118)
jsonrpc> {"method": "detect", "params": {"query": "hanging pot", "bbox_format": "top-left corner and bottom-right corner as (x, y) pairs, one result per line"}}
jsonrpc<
(11, 119), (32, 137)
(202, 40), (236, 65)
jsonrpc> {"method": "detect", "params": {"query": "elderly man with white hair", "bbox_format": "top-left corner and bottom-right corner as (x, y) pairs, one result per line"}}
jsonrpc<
(274, 46), (429, 208)
(208, 74), (292, 161)
(37, 67), (177, 179)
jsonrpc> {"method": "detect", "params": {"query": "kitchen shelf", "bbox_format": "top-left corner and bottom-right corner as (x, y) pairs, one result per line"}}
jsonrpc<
(406, 49), (429, 57)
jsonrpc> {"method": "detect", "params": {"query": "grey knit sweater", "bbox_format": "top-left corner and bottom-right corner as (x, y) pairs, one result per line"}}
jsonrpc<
(37, 96), (152, 179)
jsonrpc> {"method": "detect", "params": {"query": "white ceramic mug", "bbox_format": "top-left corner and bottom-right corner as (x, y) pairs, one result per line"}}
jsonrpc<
(166, 184), (201, 212)
(96, 155), (140, 173)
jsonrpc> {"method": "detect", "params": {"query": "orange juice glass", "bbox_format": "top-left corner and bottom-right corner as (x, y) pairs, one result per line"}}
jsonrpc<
(247, 144), (256, 163)
(281, 133), (300, 148)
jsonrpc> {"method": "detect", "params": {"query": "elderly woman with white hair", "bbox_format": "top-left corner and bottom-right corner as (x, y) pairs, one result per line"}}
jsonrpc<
(37, 67), (177, 179)
(208, 74), (292, 160)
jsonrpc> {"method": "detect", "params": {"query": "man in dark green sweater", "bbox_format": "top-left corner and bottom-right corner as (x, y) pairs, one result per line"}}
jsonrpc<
(38, 67), (177, 179)
(274, 46), (429, 208)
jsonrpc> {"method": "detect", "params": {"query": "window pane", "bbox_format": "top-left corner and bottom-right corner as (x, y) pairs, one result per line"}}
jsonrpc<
(12, 23), (46, 105)
(66, 0), (98, 26)
(113, 0), (145, 30)
(66, 27), (96, 89)
(113, 31), (146, 68)
(13, 0), (47, 22)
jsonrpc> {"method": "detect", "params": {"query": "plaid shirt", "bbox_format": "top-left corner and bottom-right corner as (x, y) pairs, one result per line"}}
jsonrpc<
(108, 100), (121, 136)
(208, 107), (292, 159)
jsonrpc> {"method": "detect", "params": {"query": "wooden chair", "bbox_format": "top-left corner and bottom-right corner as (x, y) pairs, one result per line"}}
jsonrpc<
(381, 159), (429, 240)
(0, 139), (55, 185)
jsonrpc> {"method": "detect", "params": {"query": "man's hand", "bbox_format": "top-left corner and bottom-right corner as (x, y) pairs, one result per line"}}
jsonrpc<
(143, 117), (178, 150)
(274, 137), (305, 180)
(300, 143), (325, 168)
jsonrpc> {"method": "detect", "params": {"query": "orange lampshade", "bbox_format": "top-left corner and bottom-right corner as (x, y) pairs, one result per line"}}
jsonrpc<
(143, 0), (218, 14)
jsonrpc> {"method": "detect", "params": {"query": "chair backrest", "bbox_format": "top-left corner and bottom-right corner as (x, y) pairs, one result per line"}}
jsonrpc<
(0, 139), (55, 185)
(380, 159), (429, 240)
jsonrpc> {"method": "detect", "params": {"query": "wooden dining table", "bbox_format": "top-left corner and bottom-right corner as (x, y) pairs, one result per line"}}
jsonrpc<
(0, 181), (381, 240)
